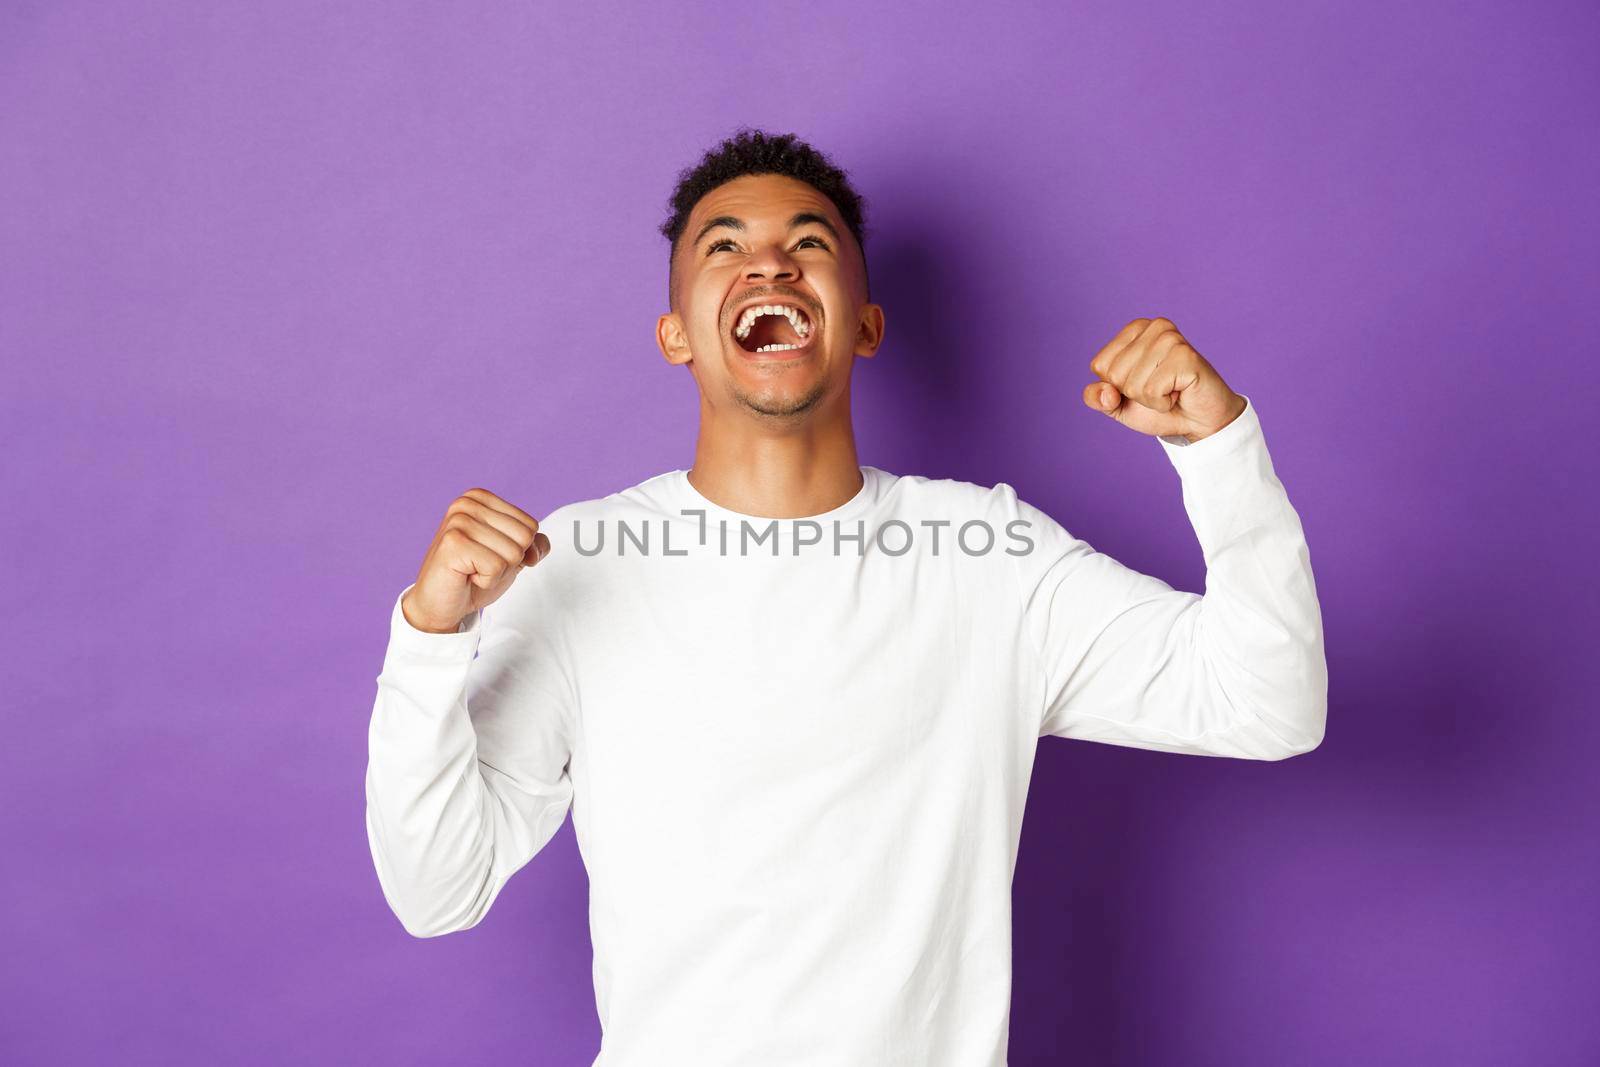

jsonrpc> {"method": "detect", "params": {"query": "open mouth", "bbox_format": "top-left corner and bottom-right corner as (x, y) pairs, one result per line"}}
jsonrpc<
(730, 303), (815, 355)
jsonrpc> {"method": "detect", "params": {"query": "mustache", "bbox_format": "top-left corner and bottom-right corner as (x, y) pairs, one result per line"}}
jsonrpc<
(725, 286), (816, 322)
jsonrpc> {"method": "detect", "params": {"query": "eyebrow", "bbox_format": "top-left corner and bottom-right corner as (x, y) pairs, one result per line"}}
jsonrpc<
(692, 211), (842, 249)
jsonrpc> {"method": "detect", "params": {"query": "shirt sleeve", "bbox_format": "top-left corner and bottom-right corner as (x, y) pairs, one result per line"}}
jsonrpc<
(1009, 395), (1328, 760)
(364, 575), (577, 937)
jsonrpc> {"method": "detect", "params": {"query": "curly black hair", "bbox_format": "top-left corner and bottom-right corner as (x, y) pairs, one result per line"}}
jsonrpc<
(659, 127), (871, 308)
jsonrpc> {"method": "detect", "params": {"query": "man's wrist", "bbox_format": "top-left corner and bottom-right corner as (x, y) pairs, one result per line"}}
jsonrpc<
(1184, 391), (1249, 444)
(400, 592), (462, 635)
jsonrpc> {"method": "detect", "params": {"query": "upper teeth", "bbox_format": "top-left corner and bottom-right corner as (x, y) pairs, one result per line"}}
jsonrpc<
(734, 304), (811, 340)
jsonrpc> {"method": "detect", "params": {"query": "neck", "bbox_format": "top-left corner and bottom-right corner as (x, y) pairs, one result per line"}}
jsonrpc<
(687, 392), (863, 519)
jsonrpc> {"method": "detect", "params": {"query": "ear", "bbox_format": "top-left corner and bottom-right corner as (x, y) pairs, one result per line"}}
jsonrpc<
(657, 312), (693, 366)
(852, 303), (886, 359)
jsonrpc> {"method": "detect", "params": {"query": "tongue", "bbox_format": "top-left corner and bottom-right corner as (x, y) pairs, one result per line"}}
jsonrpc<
(742, 314), (802, 350)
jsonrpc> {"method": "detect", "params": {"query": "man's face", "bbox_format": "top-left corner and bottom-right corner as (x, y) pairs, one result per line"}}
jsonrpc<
(656, 174), (884, 420)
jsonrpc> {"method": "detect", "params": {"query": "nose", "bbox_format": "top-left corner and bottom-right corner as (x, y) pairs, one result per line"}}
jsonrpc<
(743, 241), (799, 282)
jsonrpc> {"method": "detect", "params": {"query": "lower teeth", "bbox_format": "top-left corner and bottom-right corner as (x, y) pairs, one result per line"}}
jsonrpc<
(755, 343), (800, 352)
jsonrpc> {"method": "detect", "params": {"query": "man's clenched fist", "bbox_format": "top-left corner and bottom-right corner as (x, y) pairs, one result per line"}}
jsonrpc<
(1082, 317), (1247, 443)
(400, 488), (552, 634)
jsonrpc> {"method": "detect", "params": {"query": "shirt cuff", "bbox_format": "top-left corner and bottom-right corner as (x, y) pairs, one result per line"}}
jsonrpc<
(386, 583), (483, 661)
(1157, 394), (1262, 472)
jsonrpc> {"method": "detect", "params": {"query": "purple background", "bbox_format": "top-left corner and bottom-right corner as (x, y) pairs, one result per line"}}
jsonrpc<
(4, 2), (1596, 1063)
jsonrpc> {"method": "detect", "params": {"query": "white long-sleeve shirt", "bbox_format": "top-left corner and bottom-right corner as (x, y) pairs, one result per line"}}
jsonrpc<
(364, 396), (1326, 1066)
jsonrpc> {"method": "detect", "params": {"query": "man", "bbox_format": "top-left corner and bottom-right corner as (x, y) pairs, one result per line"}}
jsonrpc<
(365, 127), (1327, 1066)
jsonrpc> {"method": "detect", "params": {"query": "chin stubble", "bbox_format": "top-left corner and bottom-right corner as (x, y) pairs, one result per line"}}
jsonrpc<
(735, 379), (828, 418)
